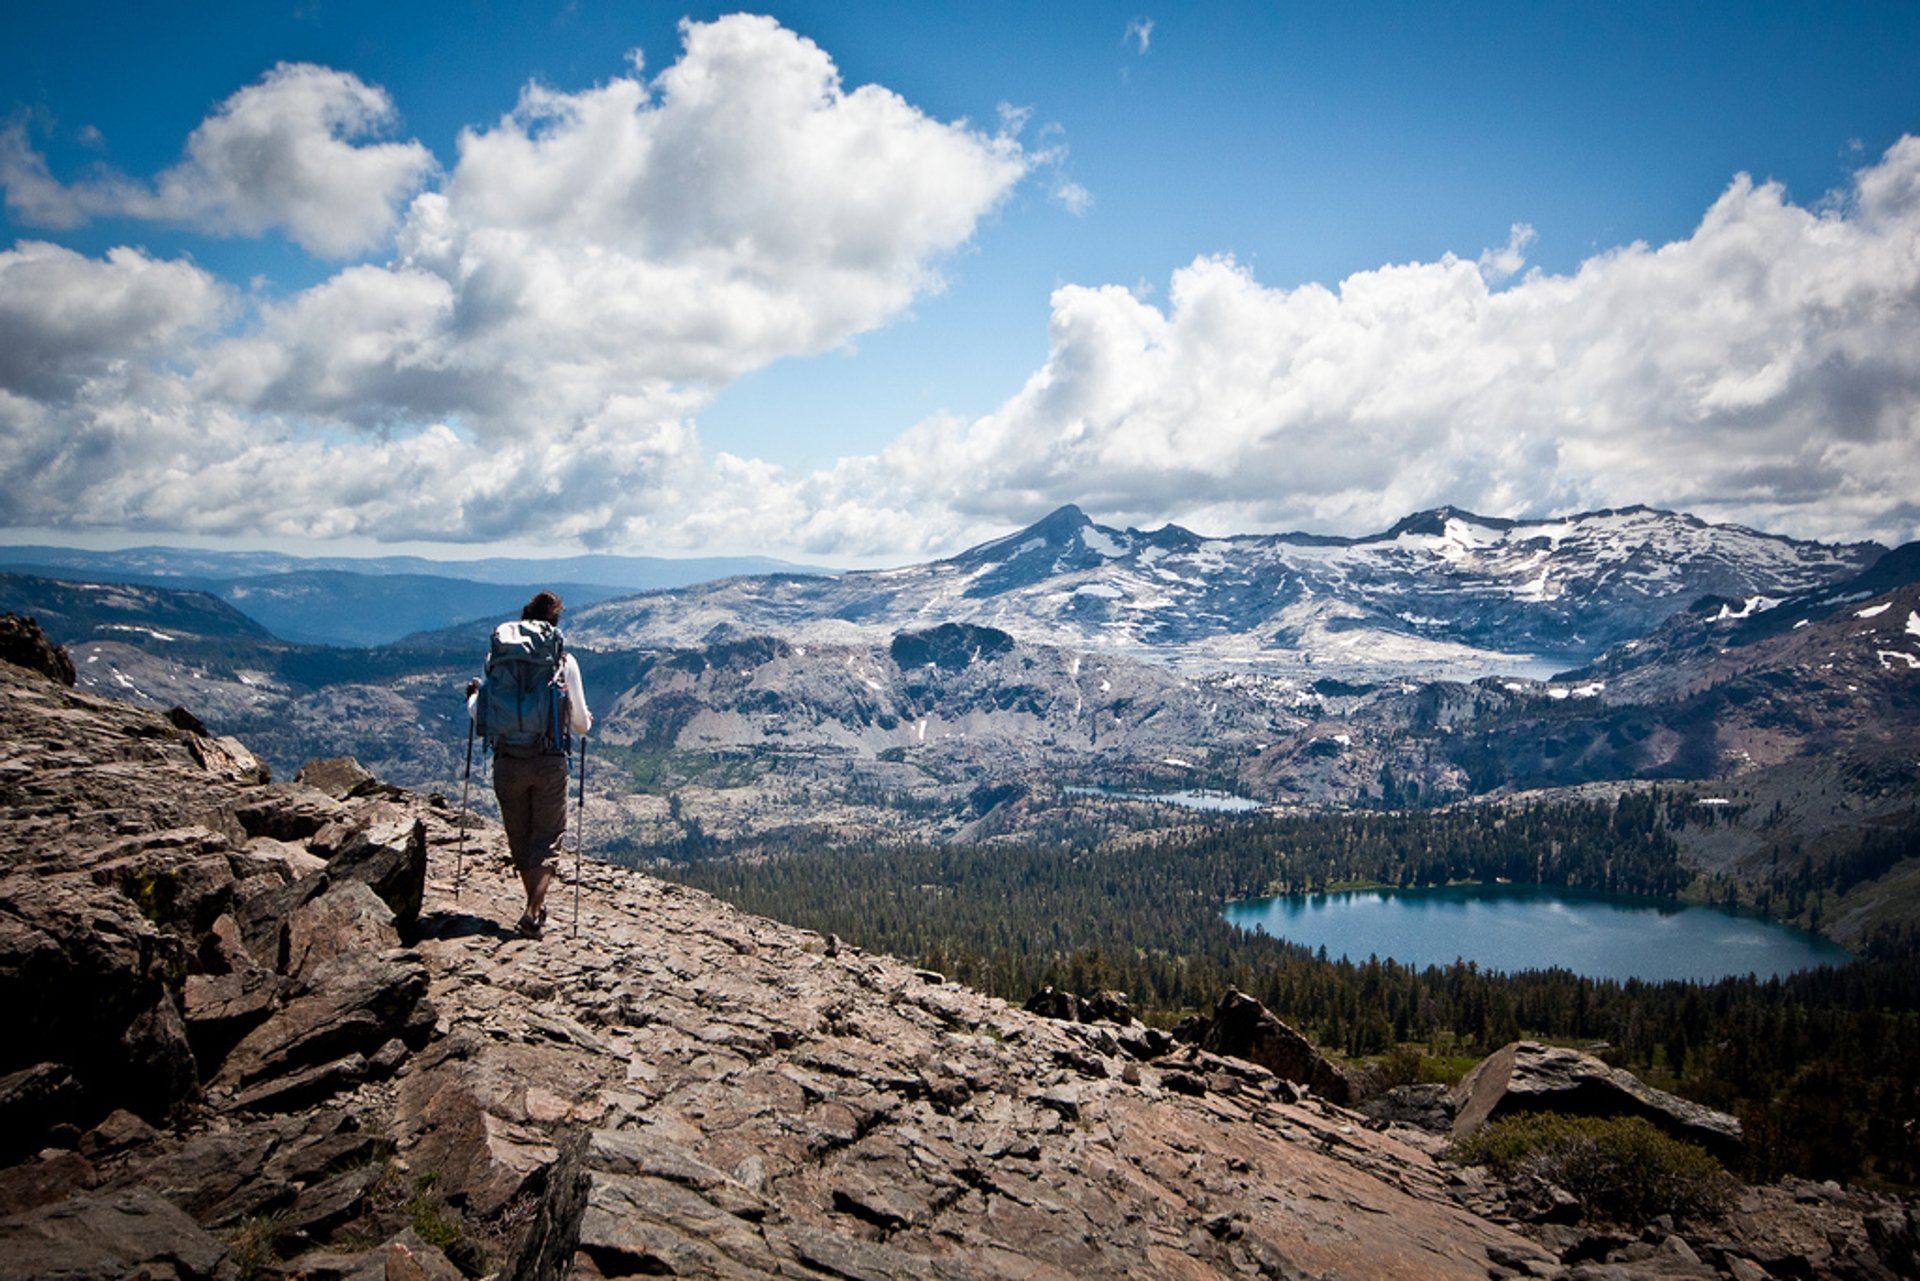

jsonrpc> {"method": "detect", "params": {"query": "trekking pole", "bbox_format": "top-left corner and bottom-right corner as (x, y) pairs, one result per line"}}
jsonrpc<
(573, 735), (587, 939)
(457, 713), (474, 901)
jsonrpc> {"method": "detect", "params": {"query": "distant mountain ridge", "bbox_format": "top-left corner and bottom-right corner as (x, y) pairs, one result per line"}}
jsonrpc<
(0, 546), (837, 647)
(571, 504), (1885, 681)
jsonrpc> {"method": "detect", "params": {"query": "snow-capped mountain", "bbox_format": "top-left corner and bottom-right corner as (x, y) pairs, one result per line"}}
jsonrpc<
(571, 505), (1884, 681)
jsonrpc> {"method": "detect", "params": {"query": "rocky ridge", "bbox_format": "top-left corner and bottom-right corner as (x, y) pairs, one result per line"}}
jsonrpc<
(567, 506), (1882, 682)
(1, 628), (1914, 1279)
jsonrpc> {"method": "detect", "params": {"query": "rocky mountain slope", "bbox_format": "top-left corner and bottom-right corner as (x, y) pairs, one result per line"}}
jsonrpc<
(0, 635), (1534, 1277)
(4, 627), (1914, 1280)
(569, 505), (1883, 681)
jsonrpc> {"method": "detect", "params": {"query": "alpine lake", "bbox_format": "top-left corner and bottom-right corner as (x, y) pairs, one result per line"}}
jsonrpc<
(1222, 882), (1853, 983)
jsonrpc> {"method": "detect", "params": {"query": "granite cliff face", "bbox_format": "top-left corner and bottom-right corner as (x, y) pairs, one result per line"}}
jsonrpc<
(1, 632), (1913, 1280)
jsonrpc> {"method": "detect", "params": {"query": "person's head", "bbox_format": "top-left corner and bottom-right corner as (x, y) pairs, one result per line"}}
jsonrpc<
(522, 590), (564, 624)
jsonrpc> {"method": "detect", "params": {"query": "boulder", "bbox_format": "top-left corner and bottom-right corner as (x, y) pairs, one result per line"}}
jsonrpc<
(0, 873), (198, 1130)
(1451, 1041), (1744, 1161)
(0, 1149), (95, 1218)
(0, 1063), (85, 1161)
(395, 1038), (562, 1219)
(212, 948), (434, 1101)
(1360, 1082), (1457, 1133)
(230, 815), (424, 965)
(283, 881), (400, 982)
(294, 756), (379, 800)
(1023, 985), (1139, 1027)
(1024, 985), (1084, 1022)
(0, 1185), (229, 1281)
(317, 817), (429, 938)
(1199, 989), (1357, 1105)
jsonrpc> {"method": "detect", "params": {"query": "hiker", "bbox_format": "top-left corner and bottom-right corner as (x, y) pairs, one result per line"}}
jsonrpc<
(467, 590), (591, 939)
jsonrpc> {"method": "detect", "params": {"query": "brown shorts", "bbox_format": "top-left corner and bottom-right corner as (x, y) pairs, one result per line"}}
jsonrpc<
(492, 750), (569, 874)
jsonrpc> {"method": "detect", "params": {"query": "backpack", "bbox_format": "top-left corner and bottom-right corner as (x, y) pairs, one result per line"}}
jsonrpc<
(475, 619), (571, 757)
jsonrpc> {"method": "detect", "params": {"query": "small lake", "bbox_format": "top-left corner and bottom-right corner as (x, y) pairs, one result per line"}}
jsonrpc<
(1223, 883), (1852, 983)
(1066, 786), (1266, 813)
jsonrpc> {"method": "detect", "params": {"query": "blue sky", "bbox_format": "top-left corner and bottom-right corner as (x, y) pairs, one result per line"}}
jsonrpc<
(3, 2), (1918, 563)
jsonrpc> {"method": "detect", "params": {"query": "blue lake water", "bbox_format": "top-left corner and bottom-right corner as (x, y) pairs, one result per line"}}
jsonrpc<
(1222, 883), (1852, 983)
(1066, 786), (1266, 813)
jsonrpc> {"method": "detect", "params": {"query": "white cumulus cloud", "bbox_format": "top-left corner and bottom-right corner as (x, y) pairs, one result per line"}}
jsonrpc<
(1, 64), (435, 258)
(0, 16), (1031, 549)
(0, 241), (228, 399)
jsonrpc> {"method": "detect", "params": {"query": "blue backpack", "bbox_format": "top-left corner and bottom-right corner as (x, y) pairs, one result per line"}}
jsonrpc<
(476, 620), (571, 757)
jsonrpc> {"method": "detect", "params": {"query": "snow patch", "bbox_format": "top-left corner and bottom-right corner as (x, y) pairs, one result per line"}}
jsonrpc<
(1162, 757), (1194, 769)
(102, 624), (176, 642)
(1073, 584), (1124, 599)
(1715, 596), (1778, 622)
(1080, 527), (1126, 557)
(1907, 610), (1920, 639)
(1793, 619), (1811, 629)
(1549, 681), (1606, 700)
(1856, 602), (1892, 619)
(1878, 651), (1920, 672)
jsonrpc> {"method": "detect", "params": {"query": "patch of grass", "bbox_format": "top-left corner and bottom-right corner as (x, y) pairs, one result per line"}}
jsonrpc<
(223, 1212), (293, 1280)
(408, 1172), (462, 1251)
(1366, 1045), (1478, 1088)
(1446, 1113), (1738, 1226)
(349, 1163), (489, 1276)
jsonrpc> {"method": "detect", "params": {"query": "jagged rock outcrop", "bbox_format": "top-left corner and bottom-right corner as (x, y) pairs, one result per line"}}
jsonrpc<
(0, 614), (74, 686)
(1452, 1040), (1745, 1162)
(1188, 988), (1361, 1106)
(0, 650), (437, 1160)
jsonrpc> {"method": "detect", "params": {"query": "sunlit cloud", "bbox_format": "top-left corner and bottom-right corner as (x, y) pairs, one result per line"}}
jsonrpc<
(1, 64), (435, 257)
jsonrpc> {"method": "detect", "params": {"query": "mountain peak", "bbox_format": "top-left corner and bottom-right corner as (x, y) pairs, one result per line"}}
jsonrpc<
(1381, 506), (1513, 539)
(1024, 503), (1092, 539)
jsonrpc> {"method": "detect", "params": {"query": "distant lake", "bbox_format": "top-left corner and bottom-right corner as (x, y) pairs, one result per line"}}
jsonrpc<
(1066, 786), (1266, 813)
(1223, 883), (1852, 983)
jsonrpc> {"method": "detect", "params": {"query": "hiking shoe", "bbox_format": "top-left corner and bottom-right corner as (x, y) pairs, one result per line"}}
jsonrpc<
(514, 912), (544, 940)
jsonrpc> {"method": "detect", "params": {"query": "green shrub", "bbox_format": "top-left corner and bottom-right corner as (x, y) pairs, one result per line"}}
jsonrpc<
(1446, 1113), (1738, 1225)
